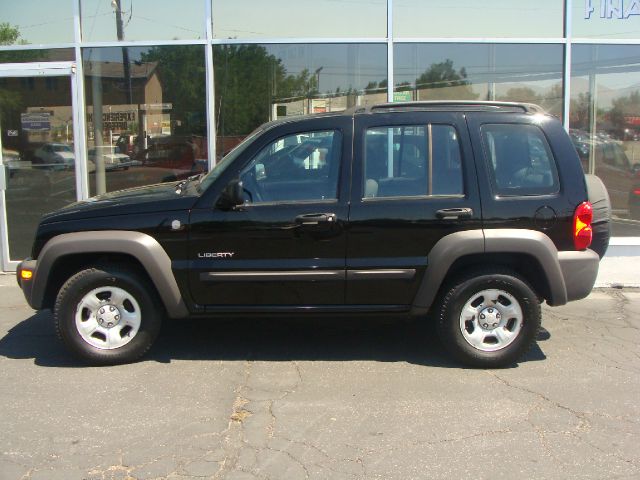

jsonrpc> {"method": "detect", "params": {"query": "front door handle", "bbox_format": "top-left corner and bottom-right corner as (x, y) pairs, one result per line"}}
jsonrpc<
(436, 207), (473, 219)
(295, 213), (337, 226)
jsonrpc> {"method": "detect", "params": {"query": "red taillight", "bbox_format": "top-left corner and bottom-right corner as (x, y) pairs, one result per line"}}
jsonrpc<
(633, 188), (640, 196)
(573, 201), (593, 250)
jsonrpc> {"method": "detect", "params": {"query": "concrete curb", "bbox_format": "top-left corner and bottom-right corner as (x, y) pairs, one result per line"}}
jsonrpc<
(595, 239), (640, 288)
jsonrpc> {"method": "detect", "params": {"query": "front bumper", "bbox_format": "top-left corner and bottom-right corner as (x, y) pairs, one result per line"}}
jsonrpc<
(16, 258), (38, 309)
(557, 248), (600, 303)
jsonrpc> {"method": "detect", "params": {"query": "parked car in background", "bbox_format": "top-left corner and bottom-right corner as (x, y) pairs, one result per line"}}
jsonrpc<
(570, 131), (640, 216)
(1, 148), (30, 175)
(33, 143), (75, 170)
(115, 133), (143, 158)
(140, 134), (207, 179)
(88, 146), (131, 171)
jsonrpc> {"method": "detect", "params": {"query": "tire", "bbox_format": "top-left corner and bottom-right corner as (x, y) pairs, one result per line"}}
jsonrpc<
(436, 268), (541, 368)
(54, 265), (163, 365)
(585, 174), (611, 259)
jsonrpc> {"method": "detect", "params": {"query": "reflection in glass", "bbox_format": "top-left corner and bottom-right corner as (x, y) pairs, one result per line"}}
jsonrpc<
(1, 1), (74, 44)
(573, 0), (640, 39)
(213, 43), (387, 157)
(394, 44), (564, 117)
(571, 45), (640, 235)
(83, 46), (208, 196)
(240, 130), (341, 203)
(394, 0), (563, 38)
(81, 0), (204, 42)
(212, 0), (386, 39)
(0, 49), (74, 64)
(0, 75), (76, 260)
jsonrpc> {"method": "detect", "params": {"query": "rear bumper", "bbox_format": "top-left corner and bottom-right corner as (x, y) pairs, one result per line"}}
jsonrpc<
(16, 259), (38, 309)
(557, 249), (600, 303)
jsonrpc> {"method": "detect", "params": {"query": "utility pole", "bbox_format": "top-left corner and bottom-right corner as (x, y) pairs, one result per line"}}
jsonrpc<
(113, 0), (133, 105)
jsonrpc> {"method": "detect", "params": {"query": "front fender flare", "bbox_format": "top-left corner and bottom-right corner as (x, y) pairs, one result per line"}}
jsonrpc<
(29, 231), (189, 318)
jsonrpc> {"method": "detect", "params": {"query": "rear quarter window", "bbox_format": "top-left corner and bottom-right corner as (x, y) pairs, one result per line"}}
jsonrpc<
(481, 124), (559, 197)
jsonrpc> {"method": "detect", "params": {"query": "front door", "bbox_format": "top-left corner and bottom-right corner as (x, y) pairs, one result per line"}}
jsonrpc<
(188, 116), (352, 308)
(0, 63), (82, 270)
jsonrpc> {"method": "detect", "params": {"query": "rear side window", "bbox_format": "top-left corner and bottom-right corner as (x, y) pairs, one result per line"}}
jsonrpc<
(481, 124), (559, 196)
(363, 124), (463, 199)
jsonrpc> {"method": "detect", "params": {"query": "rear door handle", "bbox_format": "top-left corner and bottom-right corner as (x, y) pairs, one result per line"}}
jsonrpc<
(295, 213), (337, 225)
(436, 207), (473, 219)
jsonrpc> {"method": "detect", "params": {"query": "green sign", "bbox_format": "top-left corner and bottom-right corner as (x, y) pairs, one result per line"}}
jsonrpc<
(393, 91), (413, 102)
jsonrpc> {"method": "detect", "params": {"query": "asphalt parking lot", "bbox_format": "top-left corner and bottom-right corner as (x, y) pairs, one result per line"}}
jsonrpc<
(0, 275), (639, 480)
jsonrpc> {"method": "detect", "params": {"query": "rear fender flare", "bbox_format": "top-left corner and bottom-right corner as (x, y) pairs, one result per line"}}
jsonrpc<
(411, 229), (568, 313)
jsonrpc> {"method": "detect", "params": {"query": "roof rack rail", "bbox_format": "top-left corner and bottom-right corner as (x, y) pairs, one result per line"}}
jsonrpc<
(369, 101), (546, 114)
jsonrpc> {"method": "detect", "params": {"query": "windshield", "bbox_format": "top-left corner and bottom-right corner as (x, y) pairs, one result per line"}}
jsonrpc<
(53, 145), (73, 152)
(198, 128), (263, 192)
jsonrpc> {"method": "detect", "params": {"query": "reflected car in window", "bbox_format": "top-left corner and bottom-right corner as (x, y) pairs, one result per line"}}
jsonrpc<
(32, 143), (75, 170)
(88, 146), (131, 171)
(140, 135), (207, 179)
(571, 131), (640, 216)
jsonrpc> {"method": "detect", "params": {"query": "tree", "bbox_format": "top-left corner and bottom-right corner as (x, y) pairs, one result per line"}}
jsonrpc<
(415, 59), (478, 100)
(0, 24), (31, 132)
(0, 22), (20, 45)
(141, 45), (207, 135)
(0, 23), (37, 62)
(609, 90), (640, 138)
(497, 86), (541, 104)
(212, 45), (326, 137)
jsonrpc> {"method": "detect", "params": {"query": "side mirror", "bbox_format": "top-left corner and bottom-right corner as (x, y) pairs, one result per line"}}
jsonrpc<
(217, 179), (244, 209)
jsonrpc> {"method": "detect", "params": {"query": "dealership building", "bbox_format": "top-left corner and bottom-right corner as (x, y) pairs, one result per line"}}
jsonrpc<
(0, 0), (639, 275)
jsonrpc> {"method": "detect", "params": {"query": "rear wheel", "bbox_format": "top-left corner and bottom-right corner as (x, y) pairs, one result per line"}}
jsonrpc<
(54, 265), (162, 365)
(436, 269), (541, 368)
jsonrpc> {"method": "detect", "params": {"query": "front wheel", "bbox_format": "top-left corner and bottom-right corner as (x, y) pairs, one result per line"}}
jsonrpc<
(436, 269), (541, 368)
(54, 266), (163, 365)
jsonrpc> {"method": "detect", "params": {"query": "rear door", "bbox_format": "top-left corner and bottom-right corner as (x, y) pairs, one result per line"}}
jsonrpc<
(466, 113), (579, 251)
(188, 115), (352, 308)
(346, 111), (482, 306)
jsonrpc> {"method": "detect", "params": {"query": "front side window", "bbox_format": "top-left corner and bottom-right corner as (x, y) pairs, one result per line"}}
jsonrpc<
(363, 124), (463, 198)
(240, 130), (341, 204)
(481, 124), (559, 196)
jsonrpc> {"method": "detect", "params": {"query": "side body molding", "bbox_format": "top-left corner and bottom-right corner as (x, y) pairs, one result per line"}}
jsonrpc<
(411, 229), (569, 314)
(30, 231), (189, 318)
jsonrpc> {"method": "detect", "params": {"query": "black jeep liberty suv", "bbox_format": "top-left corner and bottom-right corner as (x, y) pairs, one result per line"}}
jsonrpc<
(17, 102), (609, 368)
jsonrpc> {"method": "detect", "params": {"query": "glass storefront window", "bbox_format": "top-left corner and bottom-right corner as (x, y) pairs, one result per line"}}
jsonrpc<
(394, 0), (563, 38)
(1, 1), (74, 44)
(394, 44), (564, 118)
(212, 0), (386, 39)
(83, 45), (207, 196)
(81, 0), (205, 42)
(213, 43), (387, 158)
(571, 45), (640, 235)
(573, 0), (640, 39)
